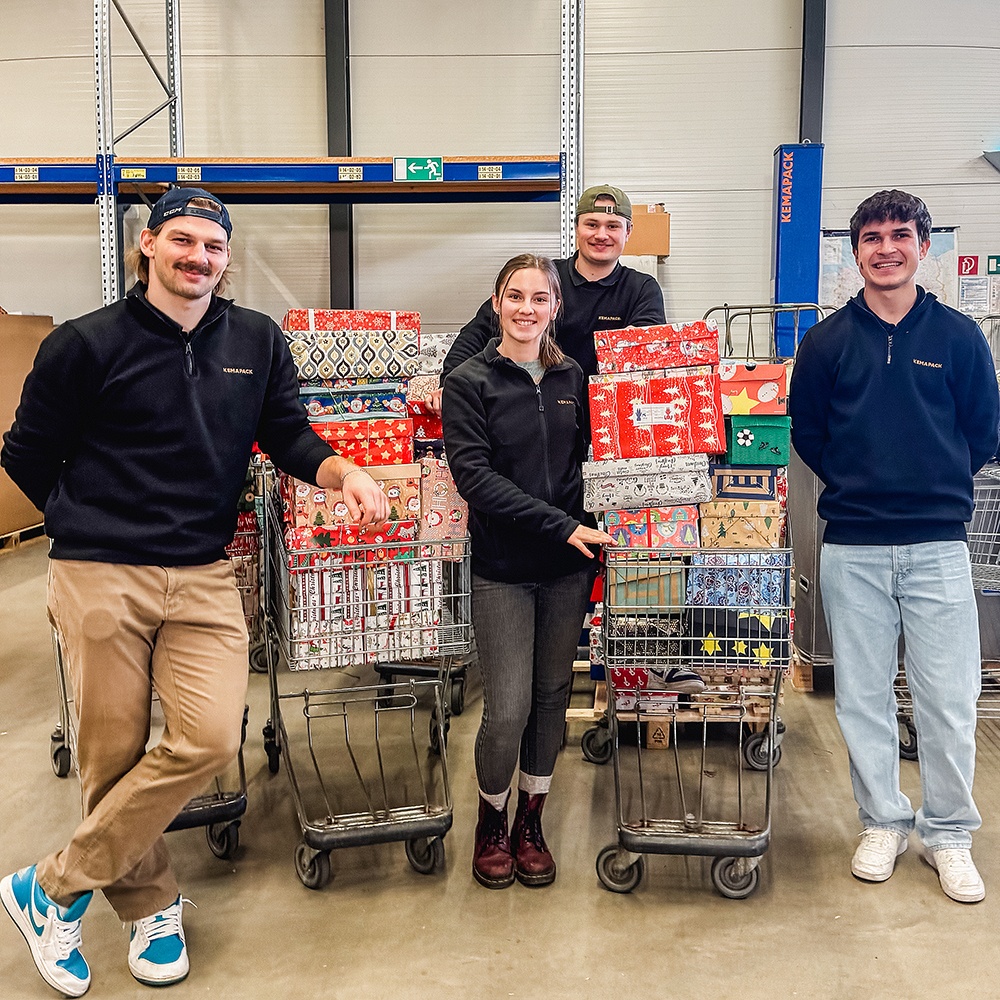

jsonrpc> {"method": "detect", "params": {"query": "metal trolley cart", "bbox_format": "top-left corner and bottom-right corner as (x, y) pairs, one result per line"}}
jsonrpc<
(259, 487), (472, 890)
(589, 545), (792, 898)
(894, 463), (1000, 758)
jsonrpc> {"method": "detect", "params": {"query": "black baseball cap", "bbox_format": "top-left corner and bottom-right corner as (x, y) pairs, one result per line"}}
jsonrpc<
(147, 187), (232, 238)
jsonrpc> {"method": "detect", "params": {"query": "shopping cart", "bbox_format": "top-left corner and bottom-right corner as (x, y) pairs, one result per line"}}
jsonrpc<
(48, 633), (249, 860)
(589, 545), (791, 898)
(258, 485), (472, 889)
(227, 456), (268, 673)
(894, 463), (1000, 759)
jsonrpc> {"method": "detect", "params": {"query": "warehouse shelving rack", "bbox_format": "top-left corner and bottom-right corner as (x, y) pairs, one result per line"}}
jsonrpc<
(0, 0), (584, 306)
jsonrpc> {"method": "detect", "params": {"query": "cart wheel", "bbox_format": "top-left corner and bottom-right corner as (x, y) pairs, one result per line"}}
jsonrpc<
(710, 856), (760, 899)
(596, 844), (644, 893)
(294, 844), (331, 890)
(263, 722), (280, 774)
(450, 677), (466, 717)
(51, 744), (71, 778)
(581, 726), (613, 766)
(405, 836), (445, 875)
(429, 708), (450, 756)
(898, 719), (919, 761)
(206, 821), (240, 860)
(248, 643), (269, 674)
(743, 732), (781, 771)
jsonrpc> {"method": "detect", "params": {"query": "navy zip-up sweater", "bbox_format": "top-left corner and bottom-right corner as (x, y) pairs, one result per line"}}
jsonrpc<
(442, 340), (595, 583)
(1, 285), (334, 564)
(789, 288), (1000, 545)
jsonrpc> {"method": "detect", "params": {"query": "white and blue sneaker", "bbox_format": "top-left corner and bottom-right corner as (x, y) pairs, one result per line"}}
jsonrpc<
(1, 864), (92, 997)
(127, 895), (191, 986)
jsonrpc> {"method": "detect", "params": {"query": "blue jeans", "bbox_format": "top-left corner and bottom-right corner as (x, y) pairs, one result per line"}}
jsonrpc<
(471, 570), (593, 795)
(820, 542), (982, 848)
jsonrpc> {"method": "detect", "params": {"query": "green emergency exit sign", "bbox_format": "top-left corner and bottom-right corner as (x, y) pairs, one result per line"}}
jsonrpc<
(393, 157), (443, 182)
(988, 255), (1000, 275)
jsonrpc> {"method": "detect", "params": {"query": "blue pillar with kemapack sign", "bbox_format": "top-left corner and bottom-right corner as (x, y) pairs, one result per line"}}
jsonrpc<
(771, 142), (824, 357)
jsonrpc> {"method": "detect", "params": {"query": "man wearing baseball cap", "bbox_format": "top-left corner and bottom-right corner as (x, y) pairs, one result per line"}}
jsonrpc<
(426, 184), (665, 413)
(1, 187), (388, 995)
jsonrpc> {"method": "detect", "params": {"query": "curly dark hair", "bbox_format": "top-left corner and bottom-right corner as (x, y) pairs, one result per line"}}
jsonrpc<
(849, 190), (931, 250)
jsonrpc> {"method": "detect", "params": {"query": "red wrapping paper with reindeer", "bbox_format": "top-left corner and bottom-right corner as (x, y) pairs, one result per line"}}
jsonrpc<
(595, 319), (720, 374)
(588, 367), (725, 461)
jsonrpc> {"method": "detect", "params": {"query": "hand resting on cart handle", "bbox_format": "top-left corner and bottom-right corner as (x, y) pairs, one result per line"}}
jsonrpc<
(567, 524), (614, 558)
(316, 456), (390, 528)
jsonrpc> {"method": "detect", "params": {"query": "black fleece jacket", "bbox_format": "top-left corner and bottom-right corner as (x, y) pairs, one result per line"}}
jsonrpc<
(789, 288), (1000, 545)
(441, 340), (595, 583)
(1, 285), (334, 564)
(443, 254), (665, 380)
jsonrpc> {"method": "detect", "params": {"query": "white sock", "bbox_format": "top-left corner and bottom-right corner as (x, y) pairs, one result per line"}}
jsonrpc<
(479, 788), (510, 812)
(518, 772), (552, 796)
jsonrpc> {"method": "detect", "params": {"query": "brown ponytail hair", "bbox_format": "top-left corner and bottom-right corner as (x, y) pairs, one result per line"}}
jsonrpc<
(492, 253), (565, 368)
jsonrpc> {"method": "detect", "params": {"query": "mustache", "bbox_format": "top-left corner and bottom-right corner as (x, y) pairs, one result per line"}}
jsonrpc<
(174, 262), (213, 276)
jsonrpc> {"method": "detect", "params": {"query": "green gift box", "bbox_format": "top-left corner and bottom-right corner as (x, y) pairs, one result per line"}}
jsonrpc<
(726, 415), (791, 467)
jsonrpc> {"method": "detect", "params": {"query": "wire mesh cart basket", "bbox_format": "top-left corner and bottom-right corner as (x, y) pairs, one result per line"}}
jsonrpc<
(259, 487), (472, 889)
(590, 545), (791, 898)
(894, 464), (1000, 759)
(48, 631), (249, 860)
(226, 456), (268, 673)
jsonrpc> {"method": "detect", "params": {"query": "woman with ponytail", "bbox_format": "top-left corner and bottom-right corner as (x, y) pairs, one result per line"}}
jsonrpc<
(442, 254), (612, 890)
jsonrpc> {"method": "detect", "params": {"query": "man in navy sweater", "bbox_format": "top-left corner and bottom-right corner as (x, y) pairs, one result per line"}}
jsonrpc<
(790, 190), (1000, 903)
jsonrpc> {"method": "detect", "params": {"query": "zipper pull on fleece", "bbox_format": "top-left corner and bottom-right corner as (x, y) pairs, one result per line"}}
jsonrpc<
(184, 339), (194, 376)
(535, 384), (545, 412)
(887, 332), (893, 365)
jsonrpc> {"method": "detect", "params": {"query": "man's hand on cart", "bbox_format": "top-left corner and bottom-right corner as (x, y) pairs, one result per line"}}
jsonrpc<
(566, 524), (614, 558)
(316, 457), (390, 528)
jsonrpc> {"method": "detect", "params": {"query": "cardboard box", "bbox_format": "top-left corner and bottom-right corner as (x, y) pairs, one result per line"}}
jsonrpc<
(603, 506), (700, 549)
(595, 320), (719, 374)
(0, 315), (54, 536)
(709, 464), (787, 505)
(625, 204), (671, 257)
(726, 414), (791, 467)
(717, 362), (789, 415)
(699, 500), (785, 548)
(583, 454), (711, 511)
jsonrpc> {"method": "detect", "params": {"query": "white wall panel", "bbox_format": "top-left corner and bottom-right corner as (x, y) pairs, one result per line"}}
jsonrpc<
(828, 1), (1000, 48)
(353, 202), (559, 333)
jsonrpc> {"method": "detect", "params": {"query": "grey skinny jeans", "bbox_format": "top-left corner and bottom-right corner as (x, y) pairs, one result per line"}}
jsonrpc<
(471, 569), (593, 795)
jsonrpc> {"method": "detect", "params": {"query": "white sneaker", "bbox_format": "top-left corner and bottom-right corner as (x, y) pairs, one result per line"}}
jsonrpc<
(923, 847), (986, 903)
(127, 896), (191, 986)
(851, 828), (907, 882)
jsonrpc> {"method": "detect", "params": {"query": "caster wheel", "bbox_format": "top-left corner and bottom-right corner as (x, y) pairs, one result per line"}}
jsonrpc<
(429, 708), (450, 756)
(596, 844), (643, 893)
(898, 719), (919, 761)
(207, 821), (240, 860)
(581, 726), (613, 765)
(405, 836), (445, 875)
(743, 732), (781, 771)
(294, 843), (331, 890)
(248, 643), (269, 674)
(51, 744), (72, 778)
(450, 678), (466, 716)
(710, 856), (760, 899)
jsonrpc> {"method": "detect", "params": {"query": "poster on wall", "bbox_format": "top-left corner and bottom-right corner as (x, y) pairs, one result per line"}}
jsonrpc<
(820, 227), (958, 311)
(959, 276), (991, 316)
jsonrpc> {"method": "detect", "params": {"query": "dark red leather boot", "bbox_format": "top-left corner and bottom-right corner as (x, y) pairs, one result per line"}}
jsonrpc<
(510, 790), (556, 886)
(472, 794), (515, 889)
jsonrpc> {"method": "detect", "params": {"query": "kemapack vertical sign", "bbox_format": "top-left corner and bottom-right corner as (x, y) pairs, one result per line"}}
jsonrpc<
(771, 143), (824, 357)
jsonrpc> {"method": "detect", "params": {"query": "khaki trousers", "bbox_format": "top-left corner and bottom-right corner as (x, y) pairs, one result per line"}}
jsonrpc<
(37, 559), (249, 921)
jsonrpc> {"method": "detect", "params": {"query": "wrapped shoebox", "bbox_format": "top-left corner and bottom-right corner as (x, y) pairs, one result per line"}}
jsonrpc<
(603, 506), (700, 549)
(282, 309), (421, 382)
(362, 519), (419, 562)
(606, 559), (685, 610)
(414, 438), (446, 460)
(418, 456), (469, 543)
(413, 331), (460, 375)
(606, 668), (681, 714)
(589, 367), (725, 461)
(726, 414), (791, 467)
(709, 464), (788, 506)
(688, 608), (791, 670)
(595, 319), (720, 374)
(699, 500), (785, 548)
(582, 454), (712, 512)
(685, 550), (790, 608)
(312, 418), (414, 466)
(717, 362), (789, 415)
(301, 384), (407, 420)
(605, 614), (686, 664)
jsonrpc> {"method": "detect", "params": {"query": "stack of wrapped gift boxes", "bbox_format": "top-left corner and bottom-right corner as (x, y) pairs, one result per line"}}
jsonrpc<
(275, 309), (467, 670)
(583, 320), (792, 711)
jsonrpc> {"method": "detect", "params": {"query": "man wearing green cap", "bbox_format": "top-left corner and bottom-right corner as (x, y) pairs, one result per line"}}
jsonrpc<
(426, 185), (665, 411)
